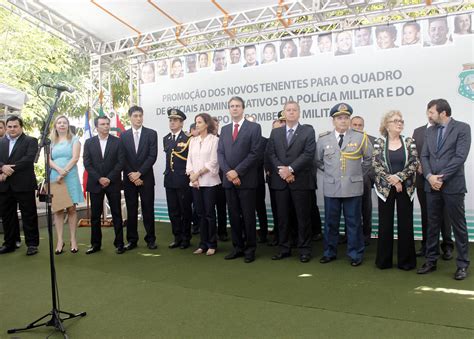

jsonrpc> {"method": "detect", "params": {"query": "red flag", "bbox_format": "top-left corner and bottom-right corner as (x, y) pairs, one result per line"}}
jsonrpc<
(114, 113), (125, 136)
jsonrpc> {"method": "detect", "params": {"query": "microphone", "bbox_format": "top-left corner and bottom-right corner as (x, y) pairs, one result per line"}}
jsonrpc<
(42, 83), (75, 93)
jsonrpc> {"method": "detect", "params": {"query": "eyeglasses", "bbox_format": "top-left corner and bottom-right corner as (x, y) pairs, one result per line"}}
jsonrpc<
(388, 119), (404, 124)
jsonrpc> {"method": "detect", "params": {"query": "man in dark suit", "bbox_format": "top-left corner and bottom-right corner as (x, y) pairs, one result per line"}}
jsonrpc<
(212, 117), (228, 241)
(350, 116), (376, 246)
(120, 106), (158, 250)
(418, 99), (471, 280)
(217, 96), (261, 263)
(83, 116), (125, 254)
(0, 116), (39, 255)
(412, 105), (453, 259)
(267, 101), (316, 263)
(163, 108), (192, 249)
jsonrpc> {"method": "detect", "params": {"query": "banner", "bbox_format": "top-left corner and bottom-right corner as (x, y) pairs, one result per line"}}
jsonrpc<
(140, 16), (474, 239)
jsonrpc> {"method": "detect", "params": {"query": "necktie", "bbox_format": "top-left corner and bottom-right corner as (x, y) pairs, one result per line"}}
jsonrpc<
(338, 134), (344, 148)
(287, 128), (294, 144)
(232, 123), (239, 141)
(172, 134), (176, 142)
(437, 125), (444, 151)
(134, 131), (139, 152)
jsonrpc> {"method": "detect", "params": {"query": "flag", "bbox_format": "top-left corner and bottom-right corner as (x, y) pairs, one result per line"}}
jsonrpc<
(112, 112), (126, 136)
(98, 105), (105, 117)
(82, 109), (93, 198)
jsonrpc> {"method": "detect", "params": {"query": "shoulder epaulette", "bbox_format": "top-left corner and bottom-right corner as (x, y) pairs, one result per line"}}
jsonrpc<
(319, 131), (331, 137)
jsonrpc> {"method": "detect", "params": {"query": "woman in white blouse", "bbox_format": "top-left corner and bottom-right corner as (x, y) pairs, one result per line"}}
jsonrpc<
(186, 113), (221, 255)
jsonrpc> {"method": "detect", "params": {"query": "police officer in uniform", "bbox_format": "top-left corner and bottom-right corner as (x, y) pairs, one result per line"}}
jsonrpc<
(164, 108), (193, 249)
(316, 103), (372, 266)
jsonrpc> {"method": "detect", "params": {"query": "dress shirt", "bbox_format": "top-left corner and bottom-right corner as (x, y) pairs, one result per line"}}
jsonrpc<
(99, 135), (109, 157)
(186, 134), (221, 187)
(6, 133), (20, 156)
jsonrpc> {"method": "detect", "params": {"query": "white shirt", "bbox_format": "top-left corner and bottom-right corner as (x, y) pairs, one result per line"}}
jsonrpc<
(133, 126), (143, 150)
(99, 135), (109, 157)
(6, 133), (20, 156)
(232, 117), (245, 133)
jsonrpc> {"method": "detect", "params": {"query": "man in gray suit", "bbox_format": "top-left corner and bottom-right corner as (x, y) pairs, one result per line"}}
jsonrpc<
(316, 103), (372, 266)
(417, 99), (471, 280)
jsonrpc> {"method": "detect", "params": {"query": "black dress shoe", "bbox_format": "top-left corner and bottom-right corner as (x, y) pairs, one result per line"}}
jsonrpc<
(350, 259), (362, 267)
(124, 242), (137, 251)
(300, 254), (311, 263)
(0, 246), (15, 254)
(116, 246), (125, 254)
(26, 246), (38, 256)
(179, 242), (190, 249)
(168, 241), (180, 249)
(86, 247), (101, 255)
(417, 262), (437, 274)
(224, 251), (244, 260)
(442, 249), (453, 261)
(319, 256), (336, 264)
(271, 252), (291, 260)
(147, 242), (158, 250)
(244, 256), (255, 263)
(454, 267), (468, 280)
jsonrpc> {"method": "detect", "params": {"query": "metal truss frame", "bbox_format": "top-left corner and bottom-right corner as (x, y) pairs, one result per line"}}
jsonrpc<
(4, 0), (474, 109)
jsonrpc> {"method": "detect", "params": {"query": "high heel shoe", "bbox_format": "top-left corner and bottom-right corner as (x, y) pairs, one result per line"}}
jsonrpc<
(70, 243), (79, 253)
(206, 248), (216, 256)
(55, 243), (65, 255)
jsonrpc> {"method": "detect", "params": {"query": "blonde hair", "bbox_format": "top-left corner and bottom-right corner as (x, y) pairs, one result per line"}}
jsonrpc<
(50, 115), (73, 144)
(379, 110), (402, 137)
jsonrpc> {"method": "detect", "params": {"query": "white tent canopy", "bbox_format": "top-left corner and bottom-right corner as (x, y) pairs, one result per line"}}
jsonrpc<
(0, 83), (28, 112)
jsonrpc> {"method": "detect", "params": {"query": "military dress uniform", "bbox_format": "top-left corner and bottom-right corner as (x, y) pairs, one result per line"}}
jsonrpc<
(164, 109), (193, 249)
(316, 103), (373, 265)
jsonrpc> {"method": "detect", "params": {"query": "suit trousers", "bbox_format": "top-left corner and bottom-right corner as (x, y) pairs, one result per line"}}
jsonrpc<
(166, 187), (192, 244)
(310, 190), (322, 236)
(124, 182), (156, 244)
(376, 187), (416, 270)
(256, 183), (269, 240)
(215, 184), (228, 237)
(415, 175), (453, 253)
(0, 189), (39, 248)
(90, 190), (124, 249)
(192, 186), (218, 250)
(275, 189), (312, 256)
(323, 196), (364, 261)
(225, 187), (257, 257)
(269, 188), (279, 243)
(426, 192), (469, 268)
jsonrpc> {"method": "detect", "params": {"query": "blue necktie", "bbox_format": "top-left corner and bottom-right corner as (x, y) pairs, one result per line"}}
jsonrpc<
(437, 125), (444, 151)
(287, 128), (294, 144)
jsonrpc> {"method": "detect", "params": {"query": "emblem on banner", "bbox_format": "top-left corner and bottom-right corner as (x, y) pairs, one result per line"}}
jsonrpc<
(458, 63), (474, 101)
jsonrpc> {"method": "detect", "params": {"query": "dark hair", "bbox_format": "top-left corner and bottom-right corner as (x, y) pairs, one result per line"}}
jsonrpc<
(6, 115), (23, 127)
(375, 25), (397, 40)
(427, 99), (451, 117)
(351, 115), (365, 122)
(94, 115), (110, 127)
(189, 123), (196, 131)
(403, 21), (420, 32)
(230, 47), (240, 54)
(228, 96), (245, 109)
(128, 105), (143, 116)
(0, 120), (5, 128)
(213, 49), (226, 61)
(244, 45), (256, 53)
(211, 116), (219, 123)
(280, 39), (298, 58)
(195, 113), (216, 134)
(171, 58), (182, 67)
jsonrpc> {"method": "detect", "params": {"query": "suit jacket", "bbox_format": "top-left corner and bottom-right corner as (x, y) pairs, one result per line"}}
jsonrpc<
(421, 118), (471, 194)
(120, 126), (158, 186)
(83, 135), (124, 193)
(372, 136), (418, 201)
(412, 124), (428, 184)
(217, 119), (262, 189)
(0, 133), (38, 192)
(267, 124), (316, 190)
(257, 137), (267, 187)
(163, 130), (190, 188)
(316, 129), (372, 198)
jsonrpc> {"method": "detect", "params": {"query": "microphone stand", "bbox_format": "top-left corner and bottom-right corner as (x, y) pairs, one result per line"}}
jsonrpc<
(7, 88), (86, 338)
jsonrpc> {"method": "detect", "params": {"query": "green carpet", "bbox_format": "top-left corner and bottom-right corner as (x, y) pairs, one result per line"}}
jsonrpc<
(1, 223), (473, 338)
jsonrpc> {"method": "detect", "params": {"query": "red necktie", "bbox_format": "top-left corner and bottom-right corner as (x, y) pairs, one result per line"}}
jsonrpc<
(232, 123), (239, 141)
